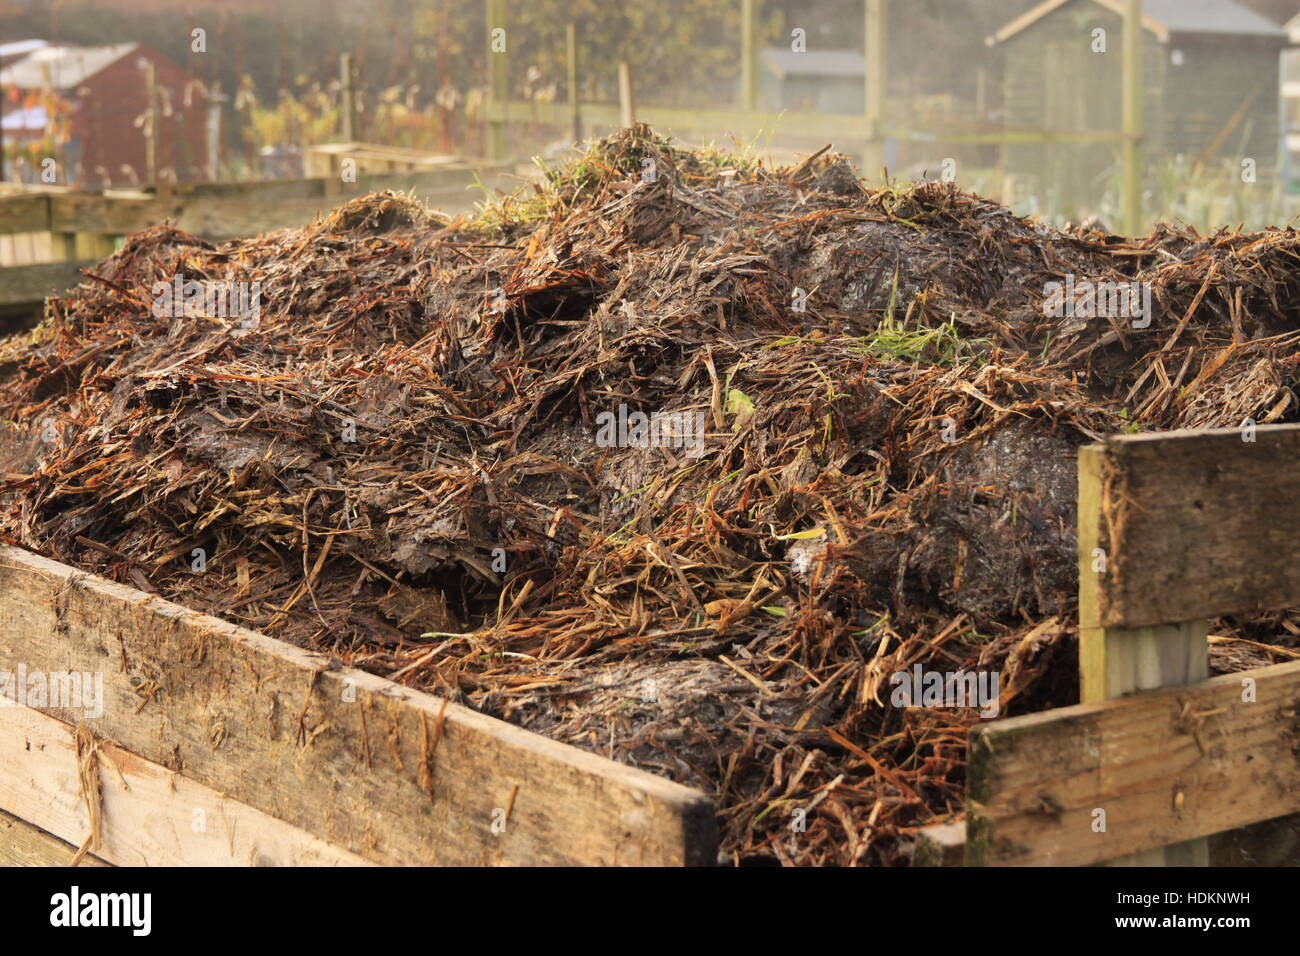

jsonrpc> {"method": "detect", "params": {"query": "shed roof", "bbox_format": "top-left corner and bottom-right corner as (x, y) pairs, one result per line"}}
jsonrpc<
(760, 48), (865, 79)
(991, 0), (1285, 45)
(1286, 11), (1300, 42)
(0, 39), (49, 59)
(0, 43), (139, 90)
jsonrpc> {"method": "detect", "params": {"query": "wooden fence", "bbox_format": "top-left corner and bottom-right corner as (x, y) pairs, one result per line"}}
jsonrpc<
(479, 0), (1144, 231)
(918, 425), (1300, 866)
(0, 162), (509, 310)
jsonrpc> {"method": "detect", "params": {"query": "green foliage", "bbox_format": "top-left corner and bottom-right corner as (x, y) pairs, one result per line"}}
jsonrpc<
(855, 313), (979, 366)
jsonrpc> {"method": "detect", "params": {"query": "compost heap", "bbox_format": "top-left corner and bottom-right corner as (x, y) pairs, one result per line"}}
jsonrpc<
(2, 126), (1299, 866)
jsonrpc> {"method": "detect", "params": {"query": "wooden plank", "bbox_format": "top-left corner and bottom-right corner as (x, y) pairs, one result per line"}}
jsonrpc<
(1084, 425), (1300, 629)
(0, 194), (50, 235)
(48, 194), (182, 236)
(964, 659), (1300, 866)
(0, 704), (370, 866)
(918, 809), (1300, 866)
(1079, 442), (1208, 701)
(0, 807), (109, 867)
(479, 101), (1129, 146)
(0, 259), (95, 307)
(1081, 436), (1210, 867)
(1210, 810), (1300, 866)
(0, 545), (717, 865)
(41, 173), (491, 241)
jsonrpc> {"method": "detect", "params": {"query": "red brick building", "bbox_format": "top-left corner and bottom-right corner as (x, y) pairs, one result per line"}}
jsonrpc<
(0, 41), (208, 186)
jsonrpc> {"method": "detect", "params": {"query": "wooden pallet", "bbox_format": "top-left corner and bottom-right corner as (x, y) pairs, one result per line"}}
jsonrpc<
(0, 545), (716, 866)
(918, 424), (1300, 866)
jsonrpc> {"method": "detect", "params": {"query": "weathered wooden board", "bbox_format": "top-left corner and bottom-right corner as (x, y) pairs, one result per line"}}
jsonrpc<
(0, 259), (96, 307)
(0, 808), (109, 867)
(0, 545), (716, 865)
(1083, 425), (1300, 629)
(1078, 443), (1211, 864)
(0, 168), (499, 240)
(0, 704), (370, 866)
(966, 659), (1300, 866)
(915, 809), (1300, 867)
(0, 195), (50, 235)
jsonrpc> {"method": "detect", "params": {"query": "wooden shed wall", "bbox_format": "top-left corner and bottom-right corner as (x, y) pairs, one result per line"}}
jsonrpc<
(1001, 4), (1280, 215)
(1162, 36), (1280, 171)
(1003, 6), (1164, 216)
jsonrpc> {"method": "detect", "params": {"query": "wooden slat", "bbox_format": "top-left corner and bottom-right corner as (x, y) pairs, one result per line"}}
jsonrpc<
(965, 659), (1300, 866)
(0, 545), (716, 865)
(1078, 443), (1209, 702)
(1086, 425), (1300, 628)
(0, 704), (370, 866)
(8, 169), (496, 241)
(479, 101), (1128, 145)
(1078, 442), (1210, 864)
(915, 810), (1300, 866)
(0, 194), (50, 235)
(0, 259), (96, 307)
(0, 807), (109, 867)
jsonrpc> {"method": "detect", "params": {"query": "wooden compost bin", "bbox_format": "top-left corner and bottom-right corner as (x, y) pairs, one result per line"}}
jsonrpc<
(6, 424), (1300, 867)
(0, 545), (717, 866)
(919, 424), (1300, 866)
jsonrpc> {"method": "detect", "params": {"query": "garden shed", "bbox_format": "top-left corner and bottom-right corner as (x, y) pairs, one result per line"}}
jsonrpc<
(990, 0), (1287, 217)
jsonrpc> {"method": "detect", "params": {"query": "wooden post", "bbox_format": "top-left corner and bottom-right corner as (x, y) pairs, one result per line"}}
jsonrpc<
(339, 53), (356, 143)
(864, 0), (886, 181)
(1078, 445), (1209, 866)
(1121, 0), (1143, 236)
(486, 0), (508, 160)
(206, 80), (222, 182)
(143, 59), (159, 186)
(567, 22), (580, 143)
(53, 233), (78, 262)
(741, 0), (757, 112)
(618, 62), (636, 128)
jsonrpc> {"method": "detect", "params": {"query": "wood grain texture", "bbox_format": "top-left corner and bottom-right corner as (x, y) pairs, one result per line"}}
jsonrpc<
(0, 705), (370, 866)
(0, 259), (96, 306)
(1086, 424), (1300, 628)
(0, 195), (50, 235)
(913, 810), (1300, 867)
(0, 545), (717, 866)
(965, 659), (1300, 866)
(0, 807), (109, 868)
(1080, 443), (1211, 864)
